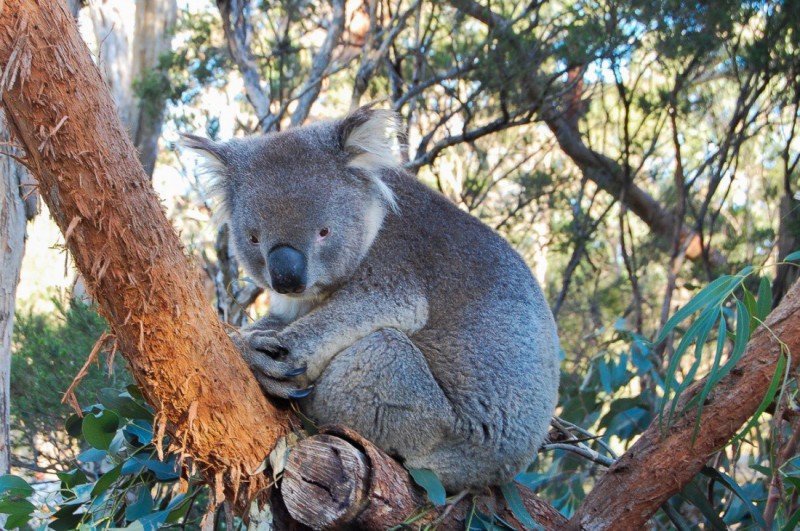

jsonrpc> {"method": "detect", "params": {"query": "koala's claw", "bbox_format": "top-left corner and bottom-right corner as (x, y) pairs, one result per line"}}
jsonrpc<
(255, 374), (314, 400)
(284, 366), (307, 377)
(288, 386), (315, 399)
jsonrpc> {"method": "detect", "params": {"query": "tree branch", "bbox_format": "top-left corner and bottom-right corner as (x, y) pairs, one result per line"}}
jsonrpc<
(217, 0), (273, 129)
(280, 425), (568, 530)
(290, 0), (346, 126)
(567, 278), (800, 529)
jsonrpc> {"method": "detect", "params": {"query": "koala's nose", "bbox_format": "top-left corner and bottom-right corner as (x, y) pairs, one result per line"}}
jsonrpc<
(268, 245), (307, 294)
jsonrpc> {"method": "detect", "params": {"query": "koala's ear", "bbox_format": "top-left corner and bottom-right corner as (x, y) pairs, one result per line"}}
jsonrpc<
(179, 133), (233, 221)
(339, 105), (403, 212)
(179, 133), (230, 172)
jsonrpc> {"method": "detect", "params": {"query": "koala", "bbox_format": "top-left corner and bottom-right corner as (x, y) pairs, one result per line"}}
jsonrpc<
(182, 106), (560, 491)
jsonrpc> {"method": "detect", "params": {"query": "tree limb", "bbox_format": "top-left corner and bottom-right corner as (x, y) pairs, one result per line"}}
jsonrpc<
(217, 0), (273, 129)
(290, 0), (346, 126)
(567, 278), (800, 529)
(280, 425), (568, 530)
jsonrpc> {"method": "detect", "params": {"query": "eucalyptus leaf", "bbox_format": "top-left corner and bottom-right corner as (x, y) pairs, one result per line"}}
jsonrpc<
(701, 467), (766, 528)
(83, 409), (121, 450)
(407, 468), (446, 506)
(784, 250), (800, 262)
(0, 475), (34, 498)
(500, 482), (542, 530)
(756, 276), (772, 321)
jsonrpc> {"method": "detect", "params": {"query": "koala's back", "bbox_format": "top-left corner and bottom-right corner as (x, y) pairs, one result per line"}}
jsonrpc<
(359, 170), (560, 483)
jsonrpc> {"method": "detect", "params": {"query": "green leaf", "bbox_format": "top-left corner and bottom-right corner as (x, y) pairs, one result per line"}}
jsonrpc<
(6, 511), (34, 530)
(656, 270), (749, 344)
(661, 307), (719, 428)
(500, 483), (542, 530)
(679, 482), (727, 530)
(125, 485), (154, 522)
(407, 468), (446, 506)
(124, 419), (153, 445)
(750, 464), (772, 476)
(1, 498), (36, 529)
(0, 498), (35, 517)
(716, 300), (751, 383)
(0, 475), (34, 498)
(597, 359), (612, 394)
(692, 310), (727, 443)
(784, 250), (800, 262)
(731, 348), (788, 445)
(782, 507), (800, 531)
(91, 464), (122, 498)
(65, 413), (83, 438)
(133, 457), (180, 481)
(742, 287), (759, 332)
(756, 276), (772, 322)
(136, 509), (171, 530)
(127, 384), (145, 401)
(98, 388), (154, 421)
(57, 469), (88, 491)
(83, 409), (120, 450)
(77, 448), (107, 463)
(165, 494), (191, 524)
(701, 467), (766, 528)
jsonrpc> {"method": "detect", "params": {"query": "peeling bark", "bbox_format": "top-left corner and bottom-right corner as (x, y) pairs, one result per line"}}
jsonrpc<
(0, 0), (291, 502)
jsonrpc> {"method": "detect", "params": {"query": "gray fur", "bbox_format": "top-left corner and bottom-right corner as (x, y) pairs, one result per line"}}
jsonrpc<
(184, 106), (560, 491)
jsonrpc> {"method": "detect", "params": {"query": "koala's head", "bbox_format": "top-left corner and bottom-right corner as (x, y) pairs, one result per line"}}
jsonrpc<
(182, 106), (402, 298)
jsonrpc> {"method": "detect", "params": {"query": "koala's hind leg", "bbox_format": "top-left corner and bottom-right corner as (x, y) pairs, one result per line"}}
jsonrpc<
(301, 328), (457, 465)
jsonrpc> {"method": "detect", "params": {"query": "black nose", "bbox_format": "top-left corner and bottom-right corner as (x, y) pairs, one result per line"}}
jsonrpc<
(268, 245), (307, 294)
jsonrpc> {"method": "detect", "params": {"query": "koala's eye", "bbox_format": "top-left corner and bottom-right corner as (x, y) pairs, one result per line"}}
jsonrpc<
(249, 234), (259, 244)
(318, 227), (330, 239)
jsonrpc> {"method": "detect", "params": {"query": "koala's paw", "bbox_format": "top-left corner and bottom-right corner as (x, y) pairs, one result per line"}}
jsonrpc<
(235, 329), (313, 400)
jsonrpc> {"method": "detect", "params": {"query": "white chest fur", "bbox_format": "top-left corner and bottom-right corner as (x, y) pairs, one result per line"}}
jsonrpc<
(269, 291), (323, 322)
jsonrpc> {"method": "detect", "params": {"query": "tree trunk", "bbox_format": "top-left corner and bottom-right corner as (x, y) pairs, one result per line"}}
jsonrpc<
(90, 0), (177, 177)
(567, 278), (800, 530)
(772, 182), (799, 308)
(129, 0), (177, 176)
(0, 0), (290, 503)
(0, 112), (36, 474)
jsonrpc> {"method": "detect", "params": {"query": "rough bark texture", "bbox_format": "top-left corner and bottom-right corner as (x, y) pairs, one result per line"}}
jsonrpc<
(217, 0), (272, 127)
(0, 0), (290, 501)
(281, 426), (569, 530)
(567, 278), (800, 530)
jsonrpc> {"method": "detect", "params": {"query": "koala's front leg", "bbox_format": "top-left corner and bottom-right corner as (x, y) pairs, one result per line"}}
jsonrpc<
(232, 316), (313, 399)
(277, 282), (429, 384)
